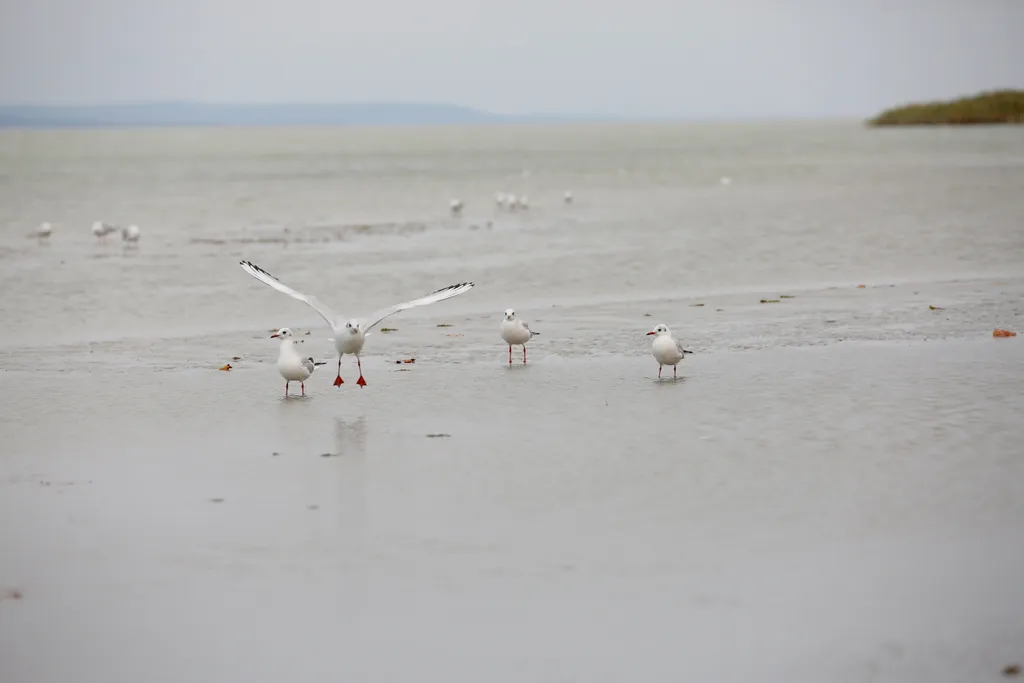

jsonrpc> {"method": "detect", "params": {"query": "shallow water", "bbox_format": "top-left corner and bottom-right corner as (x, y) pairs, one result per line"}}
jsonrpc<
(1, 122), (1023, 682)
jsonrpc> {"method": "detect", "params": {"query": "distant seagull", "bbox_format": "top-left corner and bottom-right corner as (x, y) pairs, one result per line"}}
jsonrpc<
(92, 221), (117, 241)
(646, 324), (693, 379)
(36, 222), (53, 239)
(500, 308), (538, 365)
(122, 224), (141, 243)
(450, 198), (464, 217)
(563, 191), (573, 204)
(505, 194), (518, 211)
(270, 327), (326, 396)
(239, 260), (475, 388)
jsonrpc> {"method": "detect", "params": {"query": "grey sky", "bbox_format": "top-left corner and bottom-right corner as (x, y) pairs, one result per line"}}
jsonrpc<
(1, 0), (1021, 117)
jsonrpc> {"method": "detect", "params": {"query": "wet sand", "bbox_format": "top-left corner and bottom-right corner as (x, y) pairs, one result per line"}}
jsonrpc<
(2, 329), (1023, 682)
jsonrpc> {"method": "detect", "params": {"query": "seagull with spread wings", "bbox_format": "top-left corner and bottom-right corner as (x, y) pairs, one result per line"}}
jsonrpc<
(239, 260), (474, 387)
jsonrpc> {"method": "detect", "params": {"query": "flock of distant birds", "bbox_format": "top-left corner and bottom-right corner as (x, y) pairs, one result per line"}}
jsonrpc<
(449, 189), (573, 217)
(27, 190), (573, 243)
(29, 220), (141, 243)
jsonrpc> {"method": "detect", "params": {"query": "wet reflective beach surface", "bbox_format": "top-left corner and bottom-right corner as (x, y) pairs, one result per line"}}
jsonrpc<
(2, 123), (1023, 682)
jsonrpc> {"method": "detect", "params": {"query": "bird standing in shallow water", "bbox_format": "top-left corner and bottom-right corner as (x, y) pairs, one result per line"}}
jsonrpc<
(271, 327), (325, 396)
(647, 324), (692, 378)
(500, 308), (538, 365)
(239, 260), (474, 388)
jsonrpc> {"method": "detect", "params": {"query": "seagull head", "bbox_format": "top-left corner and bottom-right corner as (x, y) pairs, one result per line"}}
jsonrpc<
(344, 320), (362, 335)
(271, 327), (293, 339)
(647, 324), (669, 336)
(503, 308), (515, 321)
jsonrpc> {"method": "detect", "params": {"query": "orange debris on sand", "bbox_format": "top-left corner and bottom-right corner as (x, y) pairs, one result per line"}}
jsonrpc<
(218, 363), (233, 371)
(993, 329), (1017, 338)
(856, 284), (866, 288)
(394, 358), (416, 364)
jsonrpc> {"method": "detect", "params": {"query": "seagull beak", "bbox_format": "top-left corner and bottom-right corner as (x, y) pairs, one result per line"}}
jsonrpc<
(646, 331), (655, 335)
(270, 333), (280, 338)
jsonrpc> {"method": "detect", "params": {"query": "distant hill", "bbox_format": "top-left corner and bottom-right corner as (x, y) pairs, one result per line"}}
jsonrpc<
(0, 102), (612, 128)
(868, 89), (1024, 127)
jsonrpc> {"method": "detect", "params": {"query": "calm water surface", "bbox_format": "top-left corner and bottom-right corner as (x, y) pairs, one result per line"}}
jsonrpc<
(1, 123), (1023, 682)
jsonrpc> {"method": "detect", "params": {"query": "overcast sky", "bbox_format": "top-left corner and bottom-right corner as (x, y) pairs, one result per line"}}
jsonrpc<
(1, 0), (1021, 117)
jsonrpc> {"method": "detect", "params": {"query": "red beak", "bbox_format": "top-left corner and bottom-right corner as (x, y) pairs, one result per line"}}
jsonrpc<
(646, 331), (655, 335)
(270, 333), (280, 338)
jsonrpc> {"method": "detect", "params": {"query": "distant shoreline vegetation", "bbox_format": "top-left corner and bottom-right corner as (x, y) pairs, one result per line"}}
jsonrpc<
(868, 89), (1024, 127)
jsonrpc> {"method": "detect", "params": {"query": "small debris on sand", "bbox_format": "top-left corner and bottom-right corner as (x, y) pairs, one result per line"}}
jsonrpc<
(1003, 664), (1021, 678)
(231, 356), (242, 361)
(218, 364), (232, 371)
(394, 358), (416, 364)
(690, 303), (705, 307)
(380, 327), (398, 332)
(1, 588), (23, 601)
(426, 433), (451, 438)
(436, 323), (453, 328)
(929, 305), (944, 311)
(856, 284), (866, 288)
(780, 295), (795, 299)
(993, 329), (1017, 338)
(760, 299), (780, 304)
(321, 452), (339, 458)
(209, 498), (224, 503)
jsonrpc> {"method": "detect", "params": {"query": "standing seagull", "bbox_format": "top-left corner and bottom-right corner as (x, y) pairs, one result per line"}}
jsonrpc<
(647, 324), (692, 379)
(500, 308), (539, 365)
(122, 224), (141, 243)
(239, 260), (474, 388)
(92, 221), (117, 241)
(270, 327), (325, 396)
(36, 222), (53, 240)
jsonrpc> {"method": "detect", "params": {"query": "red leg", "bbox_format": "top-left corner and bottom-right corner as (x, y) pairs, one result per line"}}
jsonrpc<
(658, 365), (662, 378)
(356, 356), (367, 387)
(334, 356), (344, 386)
(285, 381), (289, 396)
(301, 382), (306, 396)
(508, 345), (512, 365)
(673, 365), (677, 379)
(522, 345), (527, 364)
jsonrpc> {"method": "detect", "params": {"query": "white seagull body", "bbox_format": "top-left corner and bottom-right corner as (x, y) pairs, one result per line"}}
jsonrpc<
(239, 260), (474, 387)
(647, 324), (692, 378)
(37, 222), (53, 239)
(92, 221), (117, 240)
(271, 327), (325, 396)
(500, 308), (538, 365)
(450, 198), (464, 216)
(122, 224), (141, 242)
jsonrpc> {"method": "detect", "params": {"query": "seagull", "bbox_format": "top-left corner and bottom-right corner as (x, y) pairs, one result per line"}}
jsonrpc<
(122, 224), (141, 243)
(563, 191), (573, 204)
(646, 324), (693, 379)
(36, 222), (53, 239)
(92, 221), (117, 241)
(270, 327), (326, 396)
(239, 260), (474, 388)
(500, 308), (538, 365)
(450, 199), (464, 217)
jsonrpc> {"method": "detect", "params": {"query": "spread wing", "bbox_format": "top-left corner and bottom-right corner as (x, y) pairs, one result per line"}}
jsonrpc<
(239, 260), (341, 328)
(362, 281), (475, 331)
